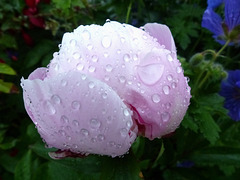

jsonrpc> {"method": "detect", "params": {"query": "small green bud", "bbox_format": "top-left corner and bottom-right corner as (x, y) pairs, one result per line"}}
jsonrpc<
(189, 53), (204, 66)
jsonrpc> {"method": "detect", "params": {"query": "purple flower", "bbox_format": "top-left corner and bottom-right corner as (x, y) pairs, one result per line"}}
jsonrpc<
(202, 0), (240, 45)
(219, 70), (240, 121)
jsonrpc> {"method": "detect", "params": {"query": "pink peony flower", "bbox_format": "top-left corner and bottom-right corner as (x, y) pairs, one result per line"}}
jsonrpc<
(21, 21), (191, 157)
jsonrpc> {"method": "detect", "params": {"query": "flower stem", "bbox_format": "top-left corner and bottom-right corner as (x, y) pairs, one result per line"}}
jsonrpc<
(125, 0), (133, 24)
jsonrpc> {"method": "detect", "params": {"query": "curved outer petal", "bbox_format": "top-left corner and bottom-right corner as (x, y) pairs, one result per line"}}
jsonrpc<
(47, 21), (191, 140)
(143, 23), (176, 53)
(21, 70), (136, 157)
(202, 8), (224, 37)
(225, 0), (240, 30)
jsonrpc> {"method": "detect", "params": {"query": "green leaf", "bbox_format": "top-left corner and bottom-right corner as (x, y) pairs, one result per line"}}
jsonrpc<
(0, 34), (17, 49)
(0, 63), (16, 75)
(0, 138), (18, 150)
(100, 153), (141, 180)
(52, 0), (71, 9)
(14, 150), (32, 180)
(0, 79), (14, 93)
(0, 151), (18, 173)
(24, 40), (55, 69)
(181, 112), (198, 133)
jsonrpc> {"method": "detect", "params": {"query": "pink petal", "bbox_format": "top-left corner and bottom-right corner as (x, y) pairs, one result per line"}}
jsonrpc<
(28, 67), (47, 80)
(21, 71), (137, 157)
(144, 23), (176, 53)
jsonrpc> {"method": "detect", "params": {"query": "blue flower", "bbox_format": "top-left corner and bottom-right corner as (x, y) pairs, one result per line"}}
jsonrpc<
(202, 0), (240, 45)
(219, 70), (240, 121)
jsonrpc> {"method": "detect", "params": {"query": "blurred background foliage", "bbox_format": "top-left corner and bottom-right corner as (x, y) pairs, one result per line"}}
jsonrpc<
(0, 0), (240, 179)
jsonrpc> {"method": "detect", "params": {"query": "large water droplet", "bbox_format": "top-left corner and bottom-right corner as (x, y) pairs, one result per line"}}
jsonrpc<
(176, 66), (182, 73)
(102, 36), (112, 48)
(82, 30), (91, 40)
(161, 112), (170, 122)
(106, 19), (111, 23)
(87, 44), (93, 50)
(102, 92), (108, 99)
(43, 100), (56, 115)
(152, 94), (161, 103)
(88, 66), (96, 72)
(126, 121), (132, 128)
(119, 76), (126, 83)
(171, 82), (177, 88)
(137, 63), (164, 85)
(73, 52), (80, 59)
(51, 95), (61, 104)
(90, 119), (101, 129)
(71, 101), (81, 110)
(81, 128), (89, 136)
(167, 54), (173, 61)
(61, 115), (69, 124)
(105, 64), (113, 72)
(167, 74), (173, 81)
(92, 55), (98, 62)
(72, 120), (79, 126)
(123, 54), (131, 62)
(163, 85), (170, 95)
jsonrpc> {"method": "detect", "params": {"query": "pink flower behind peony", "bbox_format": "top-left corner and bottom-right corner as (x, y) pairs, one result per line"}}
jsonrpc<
(21, 20), (191, 157)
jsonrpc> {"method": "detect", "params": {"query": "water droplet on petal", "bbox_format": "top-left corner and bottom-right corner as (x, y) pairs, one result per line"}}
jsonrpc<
(73, 52), (80, 59)
(92, 55), (98, 62)
(124, 54), (131, 62)
(61, 79), (67, 86)
(71, 101), (81, 110)
(51, 95), (61, 104)
(167, 74), (173, 81)
(97, 134), (105, 141)
(176, 66), (182, 73)
(76, 63), (84, 71)
(120, 128), (128, 137)
(61, 115), (69, 124)
(106, 19), (111, 23)
(152, 94), (161, 103)
(43, 100), (56, 115)
(82, 30), (91, 40)
(72, 120), (79, 126)
(90, 119), (101, 129)
(167, 54), (173, 61)
(102, 92), (108, 99)
(171, 82), (177, 88)
(105, 64), (113, 72)
(119, 76), (126, 83)
(81, 128), (89, 136)
(163, 85), (170, 95)
(126, 121), (132, 128)
(81, 74), (87, 80)
(88, 81), (95, 89)
(123, 108), (130, 117)
(104, 75), (110, 81)
(102, 36), (112, 48)
(133, 54), (138, 61)
(137, 63), (164, 85)
(88, 66), (96, 72)
(87, 44), (93, 50)
(161, 112), (170, 122)
(59, 130), (66, 136)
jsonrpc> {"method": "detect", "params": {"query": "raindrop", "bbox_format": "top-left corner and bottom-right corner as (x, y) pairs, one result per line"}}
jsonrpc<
(108, 141), (116, 147)
(91, 138), (96, 143)
(126, 121), (132, 128)
(104, 75), (110, 81)
(61, 115), (69, 124)
(97, 134), (105, 141)
(152, 94), (161, 103)
(102, 92), (108, 99)
(90, 119), (101, 129)
(51, 95), (61, 104)
(123, 108), (130, 117)
(92, 55), (98, 62)
(120, 128), (128, 137)
(87, 44), (93, 50)
(81, 74), (87, 80)
(137, 63), (164, 85)
(102, 36), (112, 48)
(81, 128), (89, 136)
(106, 19), (111, 23)
(133, 54), (138, 61)
(171, 82), (177, 88)
(163, 85), (170, 95)
(167, 74), (173, 81)
(104, 52), (109, 57)
(167, 54), (173, 61)
(26, 97), (31, 106)
(67, 136), (72, 141)
(70, 39), (77, 47)
(123, 54), (131, 62)
(82, 30), (91, 40)
(72, 144), (78, 149)
(105, 64), (113, 72)
(161, 112), (170, 122)
(119, 76), (126, 83)
(43, 100), (56, 115)
(71, 101), (81, 110)
(61, 79), (67, 86)
(117, 49), (121, 54)
(76, 63), (84, 71)
(72, 120), (79, 126)
(73, 52), (80, 59)
(166, 103), (171, 109)
(176, 66), (182, 73)
(88, 66), (96, 72)
(88, 81), (95, 89)
(58, 130), (66, 136)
